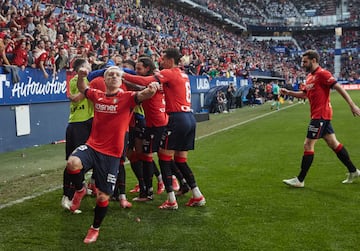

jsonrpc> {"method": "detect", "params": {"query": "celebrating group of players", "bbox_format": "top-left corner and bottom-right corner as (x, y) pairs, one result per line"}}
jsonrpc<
(62, 48), (206, 244)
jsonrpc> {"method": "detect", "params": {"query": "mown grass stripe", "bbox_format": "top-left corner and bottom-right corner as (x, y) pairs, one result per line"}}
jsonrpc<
(0, 103), (299, 210)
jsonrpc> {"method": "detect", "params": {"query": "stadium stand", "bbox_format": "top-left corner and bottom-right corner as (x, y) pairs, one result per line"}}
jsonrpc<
(0, 0), (358, 84)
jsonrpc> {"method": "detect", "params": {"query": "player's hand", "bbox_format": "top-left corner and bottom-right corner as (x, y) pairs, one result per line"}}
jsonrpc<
(280, 88), (288, 95)
(350, 104), (360, 117)
(78, 67), (89, 78)
(154, 70), (163, 79)
(148, 81), (160, 91)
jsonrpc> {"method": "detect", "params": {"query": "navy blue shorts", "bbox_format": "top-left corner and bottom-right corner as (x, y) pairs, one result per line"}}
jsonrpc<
(306, 119), (335, 139)
(65, 118), (93, 160)
(128, 119), (145, 149)
(135, 117), (146, 137)
(160, 112), (196, 151)
(71, 144), (120, 195)
(142, 126), (166, 153)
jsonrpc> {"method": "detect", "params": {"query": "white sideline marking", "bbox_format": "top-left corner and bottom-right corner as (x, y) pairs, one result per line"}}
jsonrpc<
(0, 186), (61, 209)
(0, 104), (298, 210)
(196, 104), (297, 140)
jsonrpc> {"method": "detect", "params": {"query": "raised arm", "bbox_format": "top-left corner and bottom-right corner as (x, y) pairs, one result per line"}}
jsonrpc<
(123, 73), (157, 86)
(136, 82), (160, 103)
(76, 67), (90, 94)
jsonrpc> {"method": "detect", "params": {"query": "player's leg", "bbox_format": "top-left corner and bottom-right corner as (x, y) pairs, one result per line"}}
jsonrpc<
(174, 151), (205, 207)
(139, 153), (155, 201)
(158, 148), (178, 209)
(170, 160), (190, 196)
(173, 112), (205, 206)
(84, 155), (120, 244)
(67, 145), (92, 212)
(153, 160), (164, 194)
(283, 119), (323, 187)
(116, 159), (132, 208)
(323, 132), (360, 183)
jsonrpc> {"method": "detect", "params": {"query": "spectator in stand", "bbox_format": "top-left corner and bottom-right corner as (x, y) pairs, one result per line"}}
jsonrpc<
(207, 66), (219, 79)
(112, 54), (123, 67)
(79, 33), (94, 53)
(68, 47), (81, 69)
(87, 51), (103, 70)
(32, 39), (49, 78)
(0, 13), (8, 28)
(55, 47), (69, 72)
(77, 45), (89, 59)
(26, 40), (34, 67)
(8, 11), (21, 30)
(1, 0), (12, 15)
(36, 18), (48, 37)
(24, 13), (36, 35)
(47, 24), (57, 43)
(45, 48), (57, 77)
(3, 34), (14, 62)
(12, 38), (28, 70)
(0, 0), (356, 89)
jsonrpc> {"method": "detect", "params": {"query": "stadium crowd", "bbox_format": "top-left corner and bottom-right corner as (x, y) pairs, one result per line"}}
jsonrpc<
(0, 0), (358, 84)
(191, 0), (349, 23)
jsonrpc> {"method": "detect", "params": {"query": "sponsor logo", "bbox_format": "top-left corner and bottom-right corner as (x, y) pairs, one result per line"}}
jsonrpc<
(306, 83), (315, 90)
(196, 78), (210, 90)
(0, 75), (10, 99)
(77, 145), (88, 151)
(308, 125), (319, 133)
(95, 103), (118, 113)
(107, 174), (117, 184)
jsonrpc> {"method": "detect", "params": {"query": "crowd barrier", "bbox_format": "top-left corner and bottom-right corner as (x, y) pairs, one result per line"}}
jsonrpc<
(0, 67), (248, 153)
(0, 68), (248, 106)
(1, 66), (358, 153)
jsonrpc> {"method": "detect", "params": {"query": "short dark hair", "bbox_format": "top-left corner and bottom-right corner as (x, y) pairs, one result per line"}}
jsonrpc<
(123, 59), (136, 70)
(163, 48), (182, 65)
(72, 58), (87, 72)
(302, 50), (320, 63)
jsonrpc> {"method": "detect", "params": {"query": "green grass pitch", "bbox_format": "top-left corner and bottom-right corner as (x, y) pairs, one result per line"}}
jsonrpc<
(1, 91), (360, 250)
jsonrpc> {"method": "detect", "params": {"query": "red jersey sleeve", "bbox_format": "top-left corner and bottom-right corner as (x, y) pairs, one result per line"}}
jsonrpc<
(35, 52), (48, 67)
(123, 74), (156, 86)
